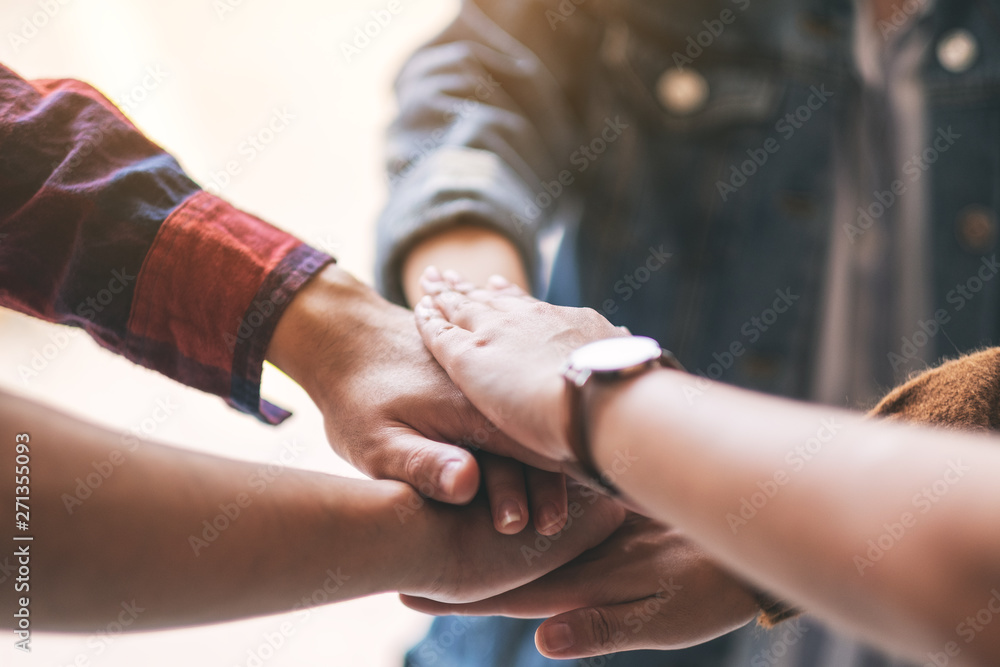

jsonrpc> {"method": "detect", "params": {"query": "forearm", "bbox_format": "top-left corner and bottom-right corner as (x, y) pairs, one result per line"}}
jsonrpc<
(590, 370), (1000, 662)
(401, 226), (529, 307)
(0, 390), (420, 631)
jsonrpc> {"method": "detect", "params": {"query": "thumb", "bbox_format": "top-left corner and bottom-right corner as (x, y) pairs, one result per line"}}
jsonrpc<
(536, 606), (633, 659)
(375, 431), (481, 504)
(535, 592), (752, 659)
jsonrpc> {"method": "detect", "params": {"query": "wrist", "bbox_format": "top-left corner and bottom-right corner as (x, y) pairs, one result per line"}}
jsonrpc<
(293, 475), (424, 600)
(266, 264), (409, 404)
(402, 225), (529, 306)
(384, 484), (452, 596)
(587, 369), (677, 488)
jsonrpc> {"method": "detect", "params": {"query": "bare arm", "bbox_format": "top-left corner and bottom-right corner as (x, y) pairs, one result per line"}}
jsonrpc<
(0, 390), (623, 631)
(402, 226), (530, 307)
(413, 275), (1000, 666)
(590, 371), (1000, 665)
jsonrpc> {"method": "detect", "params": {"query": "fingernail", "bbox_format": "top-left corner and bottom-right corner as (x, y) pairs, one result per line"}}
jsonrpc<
(438, 460), (464, 497)
(497, 499), (523, 530)
(538, 503), (565, 535)
(540, 622), (574, 653)
(442, 269), (463, 284)
(488, 274), (511, 288)
(424, 266), (442, 281)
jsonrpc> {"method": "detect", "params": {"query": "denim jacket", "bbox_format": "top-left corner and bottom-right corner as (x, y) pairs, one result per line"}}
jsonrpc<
(376, 0), (1000, 403)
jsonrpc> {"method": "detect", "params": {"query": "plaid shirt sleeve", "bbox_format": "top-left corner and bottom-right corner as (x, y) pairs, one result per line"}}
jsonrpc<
(0, 63), (333, 424)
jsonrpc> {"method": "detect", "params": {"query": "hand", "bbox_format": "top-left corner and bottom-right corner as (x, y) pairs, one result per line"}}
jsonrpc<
(414, 267), (625, 466)
(268, 265), (568, 534)
(398, 481), (626, 604)
(401, 514), (758, 658)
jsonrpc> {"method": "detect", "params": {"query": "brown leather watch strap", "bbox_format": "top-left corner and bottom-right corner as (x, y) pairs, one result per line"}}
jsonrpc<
(565, 376), (622, 497)
(564, 349), (685, 497)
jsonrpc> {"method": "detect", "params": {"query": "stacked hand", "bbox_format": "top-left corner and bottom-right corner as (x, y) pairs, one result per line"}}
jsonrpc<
(403, 513), (757, 659)
(268, 265), (571, 535)
(405, 267), (760, 657)
(413, 267), (624, 466)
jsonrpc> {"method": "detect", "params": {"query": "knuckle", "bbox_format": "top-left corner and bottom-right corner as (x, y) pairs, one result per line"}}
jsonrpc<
(583, 607), (617, 651)
(431, 322), (456, 339)
(403, 446), (435, 495)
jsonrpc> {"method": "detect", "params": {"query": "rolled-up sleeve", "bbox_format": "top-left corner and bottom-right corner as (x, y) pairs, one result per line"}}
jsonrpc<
(0, 63), (332, 423)
(376, 0), (602, 304)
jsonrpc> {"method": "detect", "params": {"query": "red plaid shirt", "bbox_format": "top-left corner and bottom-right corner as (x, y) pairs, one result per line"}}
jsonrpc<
(0, 63), (333, 423)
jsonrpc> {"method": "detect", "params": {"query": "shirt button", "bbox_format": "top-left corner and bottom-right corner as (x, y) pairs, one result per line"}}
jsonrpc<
(937, 29), (978, 73)
(656, 68), (709, 116)
(956, 206), (996, 253)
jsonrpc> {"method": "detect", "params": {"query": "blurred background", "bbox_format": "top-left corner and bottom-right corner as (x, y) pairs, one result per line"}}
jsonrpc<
(1, 0), (458, 664)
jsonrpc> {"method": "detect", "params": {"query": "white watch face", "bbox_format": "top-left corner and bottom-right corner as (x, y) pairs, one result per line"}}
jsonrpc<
(570, 336), (662, 373)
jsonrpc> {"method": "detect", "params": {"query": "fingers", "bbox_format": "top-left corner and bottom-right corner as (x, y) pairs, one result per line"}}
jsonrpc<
(419, 287), (495, 332)
(421, 267), (535, 329)
(486, 274), (529, 297)
(413, 293), (474, 370)
(480, 454), (529, 534)
(414, 482), (626, 604)
(374, 431), (481, 504)
(527, 468), (568, 536)
(536, 605), (639, 658)
(535, 578), (759, 658)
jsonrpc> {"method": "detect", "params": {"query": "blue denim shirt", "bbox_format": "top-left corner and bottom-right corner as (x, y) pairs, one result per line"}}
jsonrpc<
(377, 1), (998, 665)
(378, 0), (1000, 400)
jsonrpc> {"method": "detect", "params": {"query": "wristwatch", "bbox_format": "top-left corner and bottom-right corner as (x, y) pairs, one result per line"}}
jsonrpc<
(561, 336), (684, 496)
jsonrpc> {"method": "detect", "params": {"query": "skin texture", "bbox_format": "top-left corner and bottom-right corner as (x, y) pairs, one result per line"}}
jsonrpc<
(402, 513), (758, 659)
(268, 263), (567, 535)
(401, 228), (551, 532)
(412, 271), (1000, 666)
(401, 226), (529, 308)
(0, 390), (624, 630)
